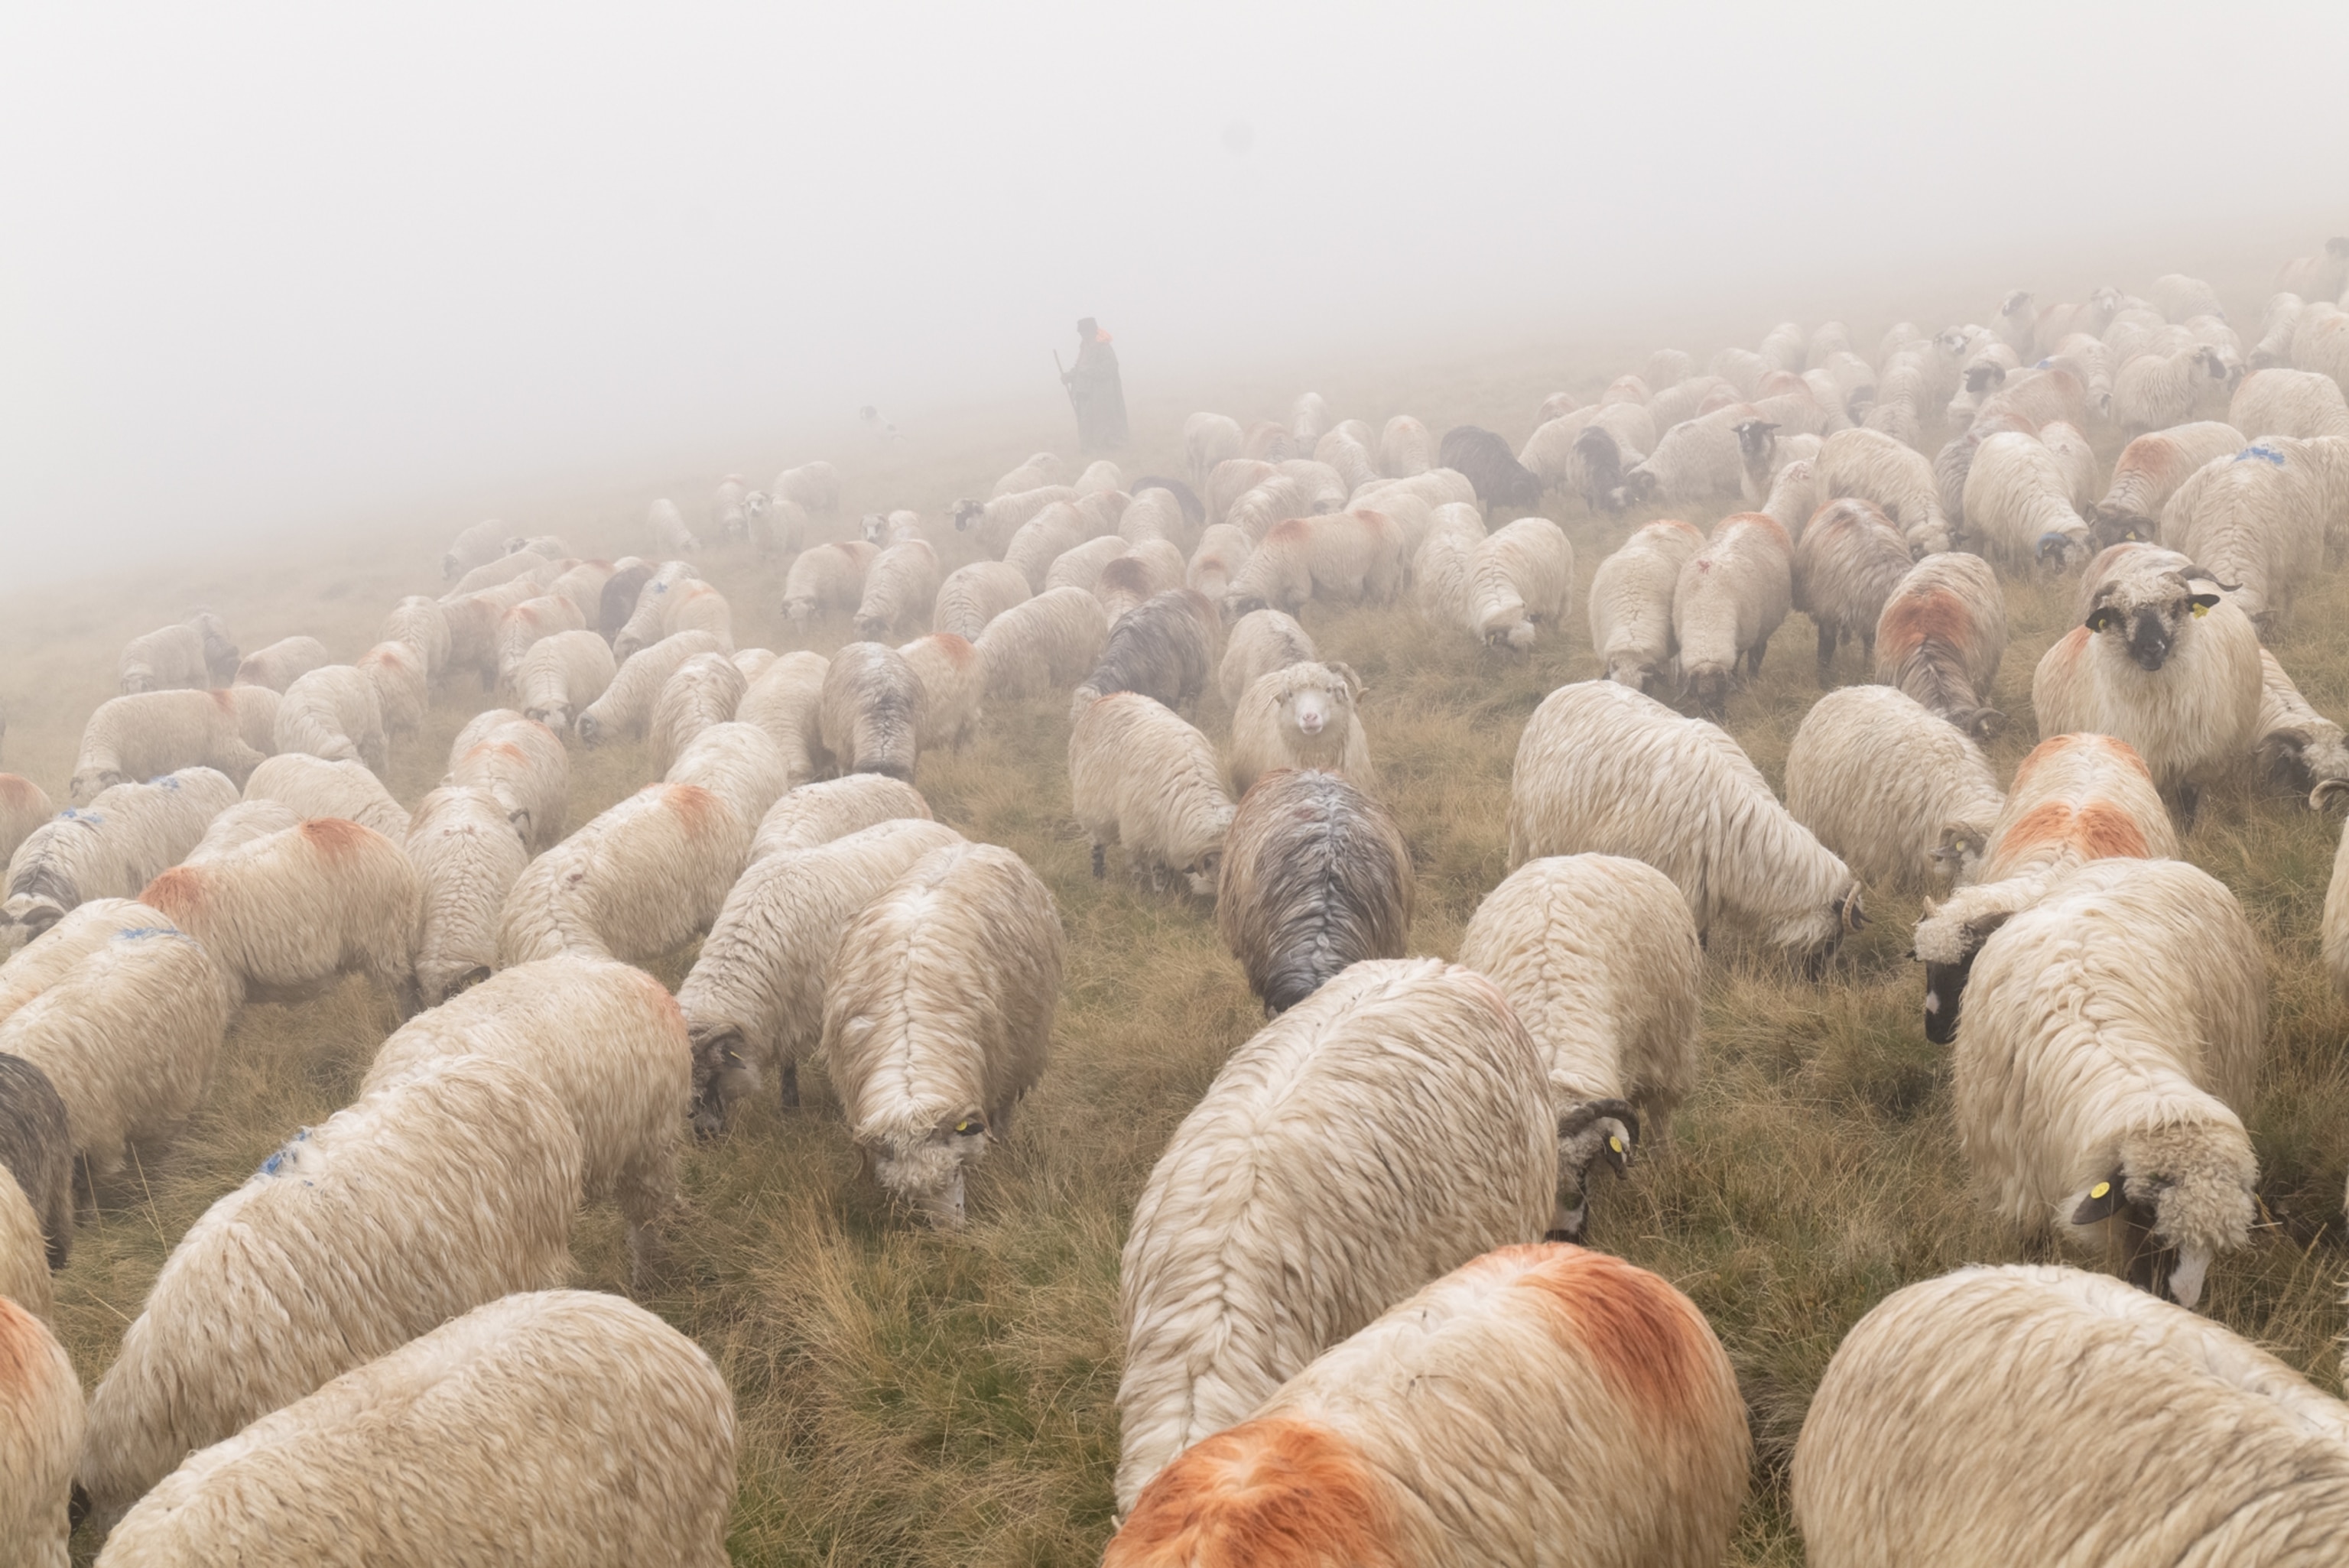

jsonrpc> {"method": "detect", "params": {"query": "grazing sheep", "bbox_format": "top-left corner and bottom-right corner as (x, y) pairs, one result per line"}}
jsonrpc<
(0, 1153), (52, 1322)
(440, 583), (538, 678)
(1117, 483), (1194, 550)
(75, 1054), (583, 1533)
(0, 920), (236, 1183)
(1218, 609), (1314, 706)
(1962, 429), (2091, 570)
(734, 651), (827, 783)
(243, 752), (409, 839)
(852, 537), (941, 640)
(1463, 516), (1572, 649)
(950, 485), (1080, 554)
(491, 593), (590, 699)
(1794, 1264), (2349, 1566)
(1071, 693), (1233, 894)
(1004, 502), (1091, 592)
(1438, 424), (1544, 510)
(0, 1295), (82, 1563)
(1589, 518), (1703, 694)
(665, 720), (791, 829)
(185, 800), (301, 862)
(273, 664), (387, 773)
(680, 818), (962, 1132)
(2295, 300), (2349, 394)
(0, 1050), (71, 1272)
(449, 547), (556, 599)
(577, 629), (729, 747)
(1378, 414), (1432, 477)
(497, 784), (749, 966)
(1757, 453), (1821, 539)
(0, 899), (171, 1027)
(1044, 534), (1132, 596)
(613, 576), (730, 661)
(1094, 541), (1187, 624)
(1458, 855), (1701, 1236)
(348, 644), (424, 763)
(445, 712), (569, 854)
(1794, 497), (1914, 682)
(817, 642), (924, 782)
(2160, 435), (2349, 629)
(2229, 365), (2349, 440)
(70, 690), (266, 803)
(932, 560), (1032, 641)
(2251, 291), (2306, 369)
(730, 645), (775, 685)
(100, 1288), (734, 1568)
(974, 586), (1109, 698)
(1787, 685), (2004, 891)
(2033, 550), (2262, 812)
(0, 774), (53, 865)
(1223, 511), (1404, 617)
(1291, 391), (1332, 452)
(1110, 1242), (1749, 1568)
(1672, 512), (1794, 719)
(442, 518), (514, 579)
(1184, 522), (1253, 600)
(1110, 959), (1555, 1513)
(222, 683), (279, 760)
(779, 541), (879, 628)
(991, 451), (1066, 498)
(1070, 589), (1217, 722)
(821, 842), (1060, 1227)
(117, 622), (213, 695)
(1184, 413), (1244, 494)
(514, 627), (617, 735)
(1952, 858), (2263, 1307)
(1205, 459), (1278, 530)
(1217, 769), (1412, 1014)
(898, 633), (983, 751)
(547, 557), (622, 624)
(1227, 661), (1375, 800)
(1611, 404), (1754, 509)
(2090, 421), (2247, 545)
(1314, 426), (1380, 492)
(647, 497), (700, 554)
(648, 651), (747, 775)
(2257, 648), (2349, 796)
(2149, 271), (2226, 325)
(596, 560), (658, 639)
(2113, 343), (2231, 434)
(1509, 680), (1863, 970)
(231, 635), (330, 694)
(404, 784), (530, 1007)
(3, 768), (239, 950)
(750, 774), (932, 863)
(774, 459), (840, 514)
(1519, 404), (1658, 511)
(1873, 550), (2009, 739)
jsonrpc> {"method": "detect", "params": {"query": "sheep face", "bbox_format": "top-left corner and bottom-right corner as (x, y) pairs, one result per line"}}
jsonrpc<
(1931, 824), (1987, 889)
(120, 667), (155, 695)
(1548, 1098), (1640, 1243)
(1604, 652), (1665, 695)
(1733, 419), (1778, 469)
(1914, 902), (2012, 1044)
(858, 513), (890, 546)
(863, 1115), (989, 1228)
(1613, 468), (1662, 511)
(686, 1022), (758, 1139)
(69, 766), (125, 804)
(2083, 573), (2219, 673)
(739, 491), (770, 540)
(525, 701), (571, 735)
(950, 499), (983, 532)
(781, 596), (816, 624)
(1272, 665), (1357, 748)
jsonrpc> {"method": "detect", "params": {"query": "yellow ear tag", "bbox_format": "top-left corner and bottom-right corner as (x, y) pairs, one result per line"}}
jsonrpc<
(1607, 1135), (1624, 1154)
(954, 1119), (976, 1135)
(2090, 1180), (2111, 1200)
(2191, 603), (2209, 617)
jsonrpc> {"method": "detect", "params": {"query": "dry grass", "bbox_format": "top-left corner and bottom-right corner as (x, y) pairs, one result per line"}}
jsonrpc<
(11, 318), (2349, 1565)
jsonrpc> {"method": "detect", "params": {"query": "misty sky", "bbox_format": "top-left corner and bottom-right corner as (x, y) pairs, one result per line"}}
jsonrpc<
(7, 2), (2347, 582)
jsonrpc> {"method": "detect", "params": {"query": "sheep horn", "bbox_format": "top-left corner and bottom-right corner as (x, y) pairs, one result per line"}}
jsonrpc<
(1841, 886), (1868, 931)
(2312, 778), (2349, 813)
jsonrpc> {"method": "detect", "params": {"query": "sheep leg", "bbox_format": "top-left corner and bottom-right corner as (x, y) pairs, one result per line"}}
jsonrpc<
(1091, 842), (1106, 879)
(779, 1058), (801, 1111)
(2172, 782), (2201, 830)
(1815, 624), (1837, 684)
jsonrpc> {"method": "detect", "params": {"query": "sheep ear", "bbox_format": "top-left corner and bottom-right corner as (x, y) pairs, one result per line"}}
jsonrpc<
(1964, 907), (2014, 946)
(2188, 593), (2218, 616)
(2072, 1172), (2130, 1224)
(1328, 661), (1363, 697)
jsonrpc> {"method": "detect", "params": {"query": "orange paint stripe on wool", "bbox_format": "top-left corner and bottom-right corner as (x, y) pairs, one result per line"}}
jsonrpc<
(1106, 1417), (1402, 1568)
(301, 816), (375, 861)
(1512, 1242), (1719, 1420)
(1876, 588), (1974, 662)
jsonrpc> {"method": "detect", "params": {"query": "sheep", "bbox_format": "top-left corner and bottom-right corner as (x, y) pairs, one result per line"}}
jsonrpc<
(1117, 482), (1195, 550)
(950, 485), (1080, 553)
(487, 594), (589, 698)
(1786, 686), (2005, 892)
(0, 1294), (82, 1563)
(1043, 533), (1132, 596)
(2090, 421), (2247, 545)
(230, 635), (330, 693)
(1223, 511), (1404, 618)
(0, 1148), (52, 1323)
(1610, 404), (1753, 510)
(1110, 959), (1556, 1513)
(665, 720), (791, 829)
(273, 664), (387, 773)
(1094, 540), (1188, 624)
(2032, 553), (2260, 816)
(1458, 855), (1700, 1236)
(2252, 291), (2306, 369)
(1217, 609), (1314, 706)
(0, 774), (52, 865)
(548, 557), (622, 625)
(2295, 300), (2349, 393)
(1870, 551), (2008, 740)
(2230, 365), (2349, 440)
(1509, 680), (1864, 969)
(931, 560), (1032, 643)
(1205, 459), (1277, 528)
(3, 768), (239, 950)
(513, 626), (616, 735)
(403, 784), (530, 1007)
(774, 459), (840, 514)
(1519, 404), (1658, 510)
(449, 547), (556, 599)
(70, 689), (265, 803)
(648, 651), (747, 774)
(219, 683), (278, 761)
(1313, 425), (1380, 492)
(442, 518), (515, 579)
(613, 576), (730, 660)
(1963, 429), (2091, 570)
(2157, 439), (2346, 629)
(814, 641), (924, 783)
(1184, 412), (1244, 493)
(445, 712), (569, 854)
(2150, 271), (2226, 325)
(1219, 475), (1319, 544)
(646, 497), (700, 554)
(1813, 426), (1951, 557)
(1794, 497), (1915, 682)
(577, 629), (729, 747)
(1733, 419), (1813, 507)
(1377, 413), (1431, 477)
(596, 560), (659, 639)
(1217, 769), (1412, 1014)
(820, 841), (1059, 1227)
(1184, 522), (1253, 601)
(974, 585), (1110, 698)
(750, 774), (931, 863)
(1672, 511), (1793, 719)
(0, 1049), (70, 1279)
(729, 644), (773, 684)
(0, 920), (236, 1183)
(243, 752), (410, 839)
(2043, 331), (2118, 421)
(1227, 663), (1375, 802)
(1912, 729), (2175, 1030)
(896, 633), (984, 752)
(74, 1053), (583, 1531)
(1651, 372), (1734, 433)
(2113, 342), (2231, 433)
(1069, 588), (1216, 724)
(2259, 649), (2349, 797)
(1438, 424), (1543, 510)
(117, 622), (213, 694)
(1949, 857), (2263, 1308)
(0, 899), (172, 1029)
(2031, 286), (2127, 354)
(850, 537), (941, 641)
(1460, 516), (1571, 651)
(1070, 693), (1233, 896)
(187, 800), (302, 862)
(999, 502), (1088, 592)
(992, 451), (1066, 497)
(1589, 518), (1703, 694)
(2276, 236), (2349, 300)
(1792, 1264), (2349, 1566)
(352, 642), (424, 758)
(1288, 391), (1331, 453)
(496, 778), (749, 966)
(734, 650), (827, 782)
(441, 583), (541, 678)
(98, 1287), (733, 1567)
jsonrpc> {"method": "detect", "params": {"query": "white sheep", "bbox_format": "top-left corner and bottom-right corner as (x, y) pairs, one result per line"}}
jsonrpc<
(773, 459), (840, 515)
(243, 751), (410, 839)
(950, 485), (1080, 554)
(3, 767), (239, 950)
(679, 816), (962, 1133)
(1588, 517), (1702, 694)
(932, 560), (1032, 641)
(1610, 404), (1753, 508)
(356, 639), (427, 758)
(441, 518), (514, 579)
(1217, 609), (1314, 706)
(187, 800), (301, 862)
(613, 576), (731, 660)
(445, 711), (569, 853)
(1872, 550), (2009, 739)
(98, 1288), (734, 1567)
(853, 537), (941, 640)
(821, 842), (1061, 1227)
(1786, 685), (2004, 891)
(897, 633), (984, 751)
(1223, 511), (1404, 617)
(1794, 497), (1915, 681)
(1116, 486), (1191, 550)
(118, 622), (213, 694)
(70, 689), (266, 803)
(1111, 957), (1556, 1513)
(1184, 412), (1244, 494)
(1954, 857), (2263, 1307)
(1070, 693), (1233, 894)
(973, 586), (1108, 698)
(273, 664), (388, 773)
(548, 557), (622, 625)
(1672, 511), (1793, 719)
(1962, 428), (2091, 570)
(0, 1135), (54, 1319)
(779, 541), (879, 625)
(577, 628), (729, 747)
(1108, 1243), (1750, 1568)
(1094, 540), (1188, 625)
(648, 651), (747, 774)
(496, 783), (749, 966)
(1458, 855), (1701, 1236)
(750, 774), (931, 862)
(646, 496), (700, 554)
(817, 641), (924, 781)
(1314, 426), (1380, 492)
(1226, 661), (1375, 800)
(1044, 534), (1132, 596)
(1792, 1263), (2349, 1566)
(1518, 404), (1657, 508)
(2090, 420), (2247, 544)
(448, 547), (555, 599)
(2259, 648), (2349, 797)
(1464, 516), (1572, 649)
(2113, 343), (2231, 434)
(1757, 453), (1821, 539)
(74, 1053), (584, 1531)
(1509, 680), (1864, 969)
(734, 650), (827, 783)
(991, 451), (1066, 498)
(665, 719), (791, 829)
(2295, 300), (2349, 394)
(2159, 435), (2349, 629)
(0, 772), (50, 866)
(404, 784), (529, 1007)
(1814, 426), (1952, 557)
(509, 626), (616, 735)
(0, 898), (170, 1027)
(1184, 522), (1253, 601)
(0, 1294), (83, 1565)
(1377, 414), (1432, 477)
(2229, 365), (2349, 440)
(0, 921), (235, 1182)
(223, 683), (279, 760)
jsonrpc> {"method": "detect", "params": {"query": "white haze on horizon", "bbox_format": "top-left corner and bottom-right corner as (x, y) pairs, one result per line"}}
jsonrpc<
(5, 1), (2347, 582)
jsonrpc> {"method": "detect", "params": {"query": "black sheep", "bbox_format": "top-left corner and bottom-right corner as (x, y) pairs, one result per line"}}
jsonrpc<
(1439, 425), (1545, 511)
(0, 1053), (73, 1270)
(1071, 589), (1215, 722)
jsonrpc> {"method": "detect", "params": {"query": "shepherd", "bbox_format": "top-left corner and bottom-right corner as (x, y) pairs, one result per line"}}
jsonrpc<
(1059, 317), (1128, 453)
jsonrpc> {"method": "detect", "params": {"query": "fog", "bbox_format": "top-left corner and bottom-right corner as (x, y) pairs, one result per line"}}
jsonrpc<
(5, 1), (2347, 582)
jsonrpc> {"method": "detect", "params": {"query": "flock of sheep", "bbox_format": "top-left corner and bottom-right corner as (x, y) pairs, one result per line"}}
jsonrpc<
(2, 233), (2349, 1564)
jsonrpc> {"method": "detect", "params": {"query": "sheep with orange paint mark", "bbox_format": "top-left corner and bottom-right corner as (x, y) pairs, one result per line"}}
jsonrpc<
(443, 709), (568, 854)
(1222, 511), (1405, 618)
(0, 1294), (82, 1565)
(1670, 511), (1792, 719)
(497, 783), (750, 966)
(273, 664), (388, 773)
(1871, 551), (2007, 741)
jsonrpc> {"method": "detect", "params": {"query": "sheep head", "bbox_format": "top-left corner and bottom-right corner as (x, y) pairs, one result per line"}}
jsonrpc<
(684, 1019), (759, 1139)
(2074, 1121), (2256, 1310)
(949, 498), (983, 532)
(2082, 567), (2221, 673)
(1912, 891), (2019, 1043)
(863, 1113), (990, 1229)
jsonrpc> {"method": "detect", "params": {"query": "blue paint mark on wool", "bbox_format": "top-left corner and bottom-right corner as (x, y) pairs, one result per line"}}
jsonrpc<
(257, 1127), (312, 1177)
(2235, 444), (2286, 466)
